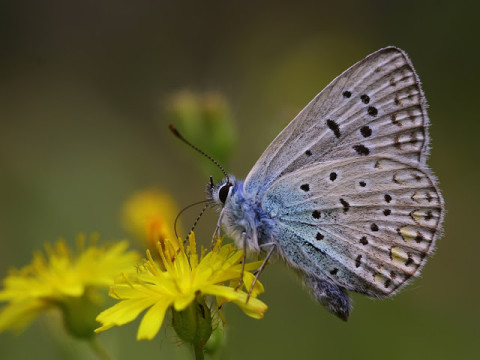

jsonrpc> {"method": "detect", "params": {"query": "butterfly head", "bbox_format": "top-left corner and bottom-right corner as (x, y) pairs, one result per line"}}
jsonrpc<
(206, 175), (236, 209)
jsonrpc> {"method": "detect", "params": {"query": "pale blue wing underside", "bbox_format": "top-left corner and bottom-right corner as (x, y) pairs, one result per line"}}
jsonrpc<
(263, 156), (443, 296)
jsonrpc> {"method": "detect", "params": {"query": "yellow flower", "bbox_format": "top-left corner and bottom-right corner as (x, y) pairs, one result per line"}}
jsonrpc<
(95, 233), (268, 340)
(0, 234), (140, 337)
(122, 189), (180, 251)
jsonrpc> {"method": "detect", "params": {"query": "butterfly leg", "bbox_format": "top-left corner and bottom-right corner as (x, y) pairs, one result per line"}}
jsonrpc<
(303, 275), (351, 321)
(234, 232), (248, 291)
(246, 243), (276, 303)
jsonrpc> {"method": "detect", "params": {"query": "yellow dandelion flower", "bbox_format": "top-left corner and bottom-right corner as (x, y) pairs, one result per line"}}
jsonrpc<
(0, 234), (140, 337)
(95, 233), (268, 341)
(122, 188), (180, 251)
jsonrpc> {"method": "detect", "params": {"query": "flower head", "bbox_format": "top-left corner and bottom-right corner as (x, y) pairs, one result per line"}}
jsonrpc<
(122, 188), (180, 251)
(0, 234), (140, 337)
(95, 233), (267, 341)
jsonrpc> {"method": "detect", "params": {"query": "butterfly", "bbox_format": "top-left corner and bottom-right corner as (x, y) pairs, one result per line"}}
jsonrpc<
(205, 46), (444, 321)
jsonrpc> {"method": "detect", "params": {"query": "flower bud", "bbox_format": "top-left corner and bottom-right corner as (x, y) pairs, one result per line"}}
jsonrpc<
(60, 288), (102, 339)
(172, 297), (213, 357)
(167, 91), (236, 177)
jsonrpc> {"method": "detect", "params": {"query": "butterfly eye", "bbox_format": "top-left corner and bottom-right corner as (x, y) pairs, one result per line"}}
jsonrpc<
(218, 183), (232, 204)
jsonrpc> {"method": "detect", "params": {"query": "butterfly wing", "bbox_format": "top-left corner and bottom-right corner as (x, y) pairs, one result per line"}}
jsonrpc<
(236, 47), (443, 318)
(244, 46), (431, 200)
(263, 156), (444, 297)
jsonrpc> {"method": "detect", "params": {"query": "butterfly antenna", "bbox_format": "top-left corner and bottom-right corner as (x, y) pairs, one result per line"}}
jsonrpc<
(169, 124), (229, 182)
(173, 199), (209, 239)
(183, 203), (209, 246)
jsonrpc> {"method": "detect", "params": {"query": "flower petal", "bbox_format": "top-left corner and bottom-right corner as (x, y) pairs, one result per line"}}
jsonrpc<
(173, 293), (196, 311)
(0, 299), (47, 333)
(96, 297), (157, 330)
(94, 233), (268, 340)
(137, 300), (170, 340)
(232, 297), (268, 319)
(241, 272), (264, 297)
(202, 284), (267, 319)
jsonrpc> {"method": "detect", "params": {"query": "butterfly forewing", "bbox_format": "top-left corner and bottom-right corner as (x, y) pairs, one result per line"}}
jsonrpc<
(244, 47), (431, 200)
(263, 156), (443, 296)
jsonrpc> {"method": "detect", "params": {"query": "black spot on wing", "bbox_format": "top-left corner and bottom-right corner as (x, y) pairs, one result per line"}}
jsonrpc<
(353, 144), (370, 156)
(391, 113), (401, 126)
(367, 106), (378, 116)
(384, 279), (392, 288)
(300, 184), (310, 192)
(360, 94), (370, 104)
(415, 232), (424, 243)
(405, 254), (414, 267)
(360, 126), (372, 138)
(355, 255), (362, 268)
(340, 198), (350, 213)
(425, 210), (433, 221)
(326, 119), (341, 138)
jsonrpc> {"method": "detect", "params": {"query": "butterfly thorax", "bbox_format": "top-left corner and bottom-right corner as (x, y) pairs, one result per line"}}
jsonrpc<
(207, 177), (274, 253)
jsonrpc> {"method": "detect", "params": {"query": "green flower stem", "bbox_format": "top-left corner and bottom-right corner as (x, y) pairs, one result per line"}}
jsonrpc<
(88, 337), (112, 360)
(194, 344), (205, 360)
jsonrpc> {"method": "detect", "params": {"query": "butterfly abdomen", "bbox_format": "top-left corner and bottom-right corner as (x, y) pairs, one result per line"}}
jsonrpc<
(303, 274), (351, 321)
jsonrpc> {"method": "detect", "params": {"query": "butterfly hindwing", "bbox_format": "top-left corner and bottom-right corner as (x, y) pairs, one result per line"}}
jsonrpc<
(264, 156), (443, 296)
(244, 47), (430, 200)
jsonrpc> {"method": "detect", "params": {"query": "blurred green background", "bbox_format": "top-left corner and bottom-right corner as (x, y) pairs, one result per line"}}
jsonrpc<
(0, 1), (478, 359)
